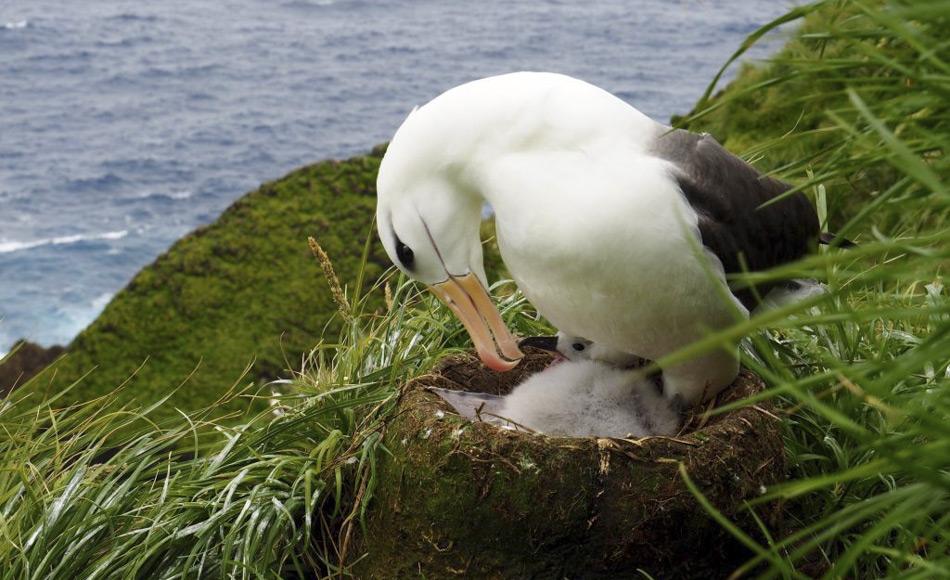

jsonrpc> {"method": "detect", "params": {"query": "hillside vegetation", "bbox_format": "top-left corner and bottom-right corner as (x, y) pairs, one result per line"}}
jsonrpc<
(22, 148), (390, 418)
(1, 0), (947, 577)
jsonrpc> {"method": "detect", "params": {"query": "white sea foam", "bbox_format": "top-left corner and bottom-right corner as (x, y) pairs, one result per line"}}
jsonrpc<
(90, 292), (114, 311)
(131, 190), (193, 201)
(0, 230), (128, 254)
(166, 190), (193, 200)
(283, 0), (337, 8)
(155, 190), (193, 200)
(2, 20), (28, 30)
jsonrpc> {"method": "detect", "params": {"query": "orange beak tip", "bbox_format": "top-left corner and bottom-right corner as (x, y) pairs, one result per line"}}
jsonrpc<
(430, 273), (523, 373)
(480, 354), (520, 372)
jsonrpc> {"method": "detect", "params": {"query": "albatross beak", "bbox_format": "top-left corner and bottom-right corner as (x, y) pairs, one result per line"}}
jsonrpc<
(429, 273), (524, 372)
(518, 336), (559, 352)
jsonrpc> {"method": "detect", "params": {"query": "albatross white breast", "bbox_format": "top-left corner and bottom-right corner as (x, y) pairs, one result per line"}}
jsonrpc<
(376, 72), (818, 406)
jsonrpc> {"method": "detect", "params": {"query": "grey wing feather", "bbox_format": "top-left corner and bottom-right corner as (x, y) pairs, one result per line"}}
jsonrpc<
(651, 130), (820, 308)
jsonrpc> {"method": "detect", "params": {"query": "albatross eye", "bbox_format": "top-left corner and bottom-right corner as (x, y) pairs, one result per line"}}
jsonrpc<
(572, 342), (586, 352)
(395, 238), (415, 270)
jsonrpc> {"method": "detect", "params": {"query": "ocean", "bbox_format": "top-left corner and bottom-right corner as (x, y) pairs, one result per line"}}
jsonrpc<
(0, 0), (794, 352)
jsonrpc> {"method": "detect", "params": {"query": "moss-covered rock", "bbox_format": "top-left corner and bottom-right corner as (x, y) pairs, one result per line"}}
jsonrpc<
(0, 341), (65, 396)
(357, 351), (785, 578)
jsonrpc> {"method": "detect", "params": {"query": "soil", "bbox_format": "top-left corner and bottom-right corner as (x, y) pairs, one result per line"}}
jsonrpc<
(355, 348), (787, 579)
(0, 340), (65, 396)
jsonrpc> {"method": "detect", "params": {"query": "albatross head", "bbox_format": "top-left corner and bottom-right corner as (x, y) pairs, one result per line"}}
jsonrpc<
(376, 106), (524, 371)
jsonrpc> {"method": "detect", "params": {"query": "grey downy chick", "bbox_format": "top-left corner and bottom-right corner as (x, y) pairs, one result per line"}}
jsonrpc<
(496, 359), (680, 437)
(432, 332), (681, 437)
(428, 331), (613, 421)
(548, 333), (646, 367)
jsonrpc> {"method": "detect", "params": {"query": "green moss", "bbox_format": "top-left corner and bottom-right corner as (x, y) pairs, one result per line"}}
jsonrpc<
(28, 148), (391, 420)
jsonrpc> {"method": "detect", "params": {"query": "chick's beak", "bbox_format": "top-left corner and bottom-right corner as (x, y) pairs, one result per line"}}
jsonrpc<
(429, 273), (524, 371)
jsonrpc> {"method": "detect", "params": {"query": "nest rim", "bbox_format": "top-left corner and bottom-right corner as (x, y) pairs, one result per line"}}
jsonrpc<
(405, 348), (774, 447)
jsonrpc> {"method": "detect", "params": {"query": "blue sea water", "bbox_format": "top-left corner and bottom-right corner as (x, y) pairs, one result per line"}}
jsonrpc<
(0, 0), (794, 352)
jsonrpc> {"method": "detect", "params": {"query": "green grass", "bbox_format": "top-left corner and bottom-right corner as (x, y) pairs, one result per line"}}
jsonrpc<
(677, 1), (950, 576)
(0, 272), (546, 578)
(1, 0), (948, 576)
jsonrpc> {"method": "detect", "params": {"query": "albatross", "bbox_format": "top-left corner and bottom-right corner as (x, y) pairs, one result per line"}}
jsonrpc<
(376, 72), (819, 406)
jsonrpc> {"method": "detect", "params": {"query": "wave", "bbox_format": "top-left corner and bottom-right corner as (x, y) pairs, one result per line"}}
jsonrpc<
(112, 190), (194, 205)
(134, 190), (193, 201)
(0, 230), (128, 254)
(90, 292), (114, 311)
(142, 63), (221, 80)
(283, 0), (340, 9)
(66, 172), (127, 192)
(2, 20), (28, 30)
(94, 36), (155, 49)
(153, 190), (193, 200)
(106, 13), (160, 23)
(0, 291), (117, 354)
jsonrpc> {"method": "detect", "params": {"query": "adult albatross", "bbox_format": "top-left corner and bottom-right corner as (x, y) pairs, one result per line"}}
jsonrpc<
(375, 72), (818, 405)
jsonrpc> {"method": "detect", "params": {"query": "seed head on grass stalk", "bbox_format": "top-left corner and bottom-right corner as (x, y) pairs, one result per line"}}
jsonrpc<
(309, 236), (353, 324)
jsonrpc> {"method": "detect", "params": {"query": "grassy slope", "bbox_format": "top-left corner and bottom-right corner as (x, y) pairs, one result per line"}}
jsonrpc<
(33, 147), (391, 418)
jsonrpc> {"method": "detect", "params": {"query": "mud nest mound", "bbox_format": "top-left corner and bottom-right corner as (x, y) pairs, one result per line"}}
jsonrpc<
(356, 349), (786, 579)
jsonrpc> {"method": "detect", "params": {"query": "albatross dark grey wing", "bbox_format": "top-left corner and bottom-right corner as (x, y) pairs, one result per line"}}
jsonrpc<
(652, 129), (820, 308)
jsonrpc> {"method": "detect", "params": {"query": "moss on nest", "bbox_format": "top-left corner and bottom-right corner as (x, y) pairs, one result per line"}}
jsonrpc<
(357, 350), (786, 578)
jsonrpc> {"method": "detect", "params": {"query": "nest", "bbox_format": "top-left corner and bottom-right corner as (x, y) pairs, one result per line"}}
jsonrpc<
(356, 349), (786, 579)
